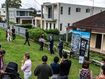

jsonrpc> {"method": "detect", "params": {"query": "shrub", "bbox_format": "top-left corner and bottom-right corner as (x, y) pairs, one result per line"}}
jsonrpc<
(45, 29), (60, 41)
(45, 29), (59, 35)
(29, 28), (47, 42)
(16, 24), (32, 29)
(60, 33), (72, 41)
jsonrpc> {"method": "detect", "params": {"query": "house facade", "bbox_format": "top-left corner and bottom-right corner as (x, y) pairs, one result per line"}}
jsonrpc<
(34, 11), (42, 28)
(41, 2), (105, 34)
(68, 11), (105, 54)
(0, 8), (34, 25)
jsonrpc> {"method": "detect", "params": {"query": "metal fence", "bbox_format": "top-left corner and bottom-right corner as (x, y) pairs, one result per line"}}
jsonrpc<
(0, 23), (26, 37)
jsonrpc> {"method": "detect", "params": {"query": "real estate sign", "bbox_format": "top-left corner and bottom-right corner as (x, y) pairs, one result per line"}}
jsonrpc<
(71, 29), (91, 63)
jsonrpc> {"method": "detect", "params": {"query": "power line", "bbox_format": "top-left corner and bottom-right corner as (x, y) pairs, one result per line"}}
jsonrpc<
(33, 0), (41, 6)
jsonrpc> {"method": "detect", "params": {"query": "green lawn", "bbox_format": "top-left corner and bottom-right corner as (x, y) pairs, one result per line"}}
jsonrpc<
(0, 28), (100, 79)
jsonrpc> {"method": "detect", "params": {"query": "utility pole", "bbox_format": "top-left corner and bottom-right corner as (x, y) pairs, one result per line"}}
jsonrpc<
(66, 29), (69, 42)
(6, 0), (9, 28)
(91, 0), (94, 16)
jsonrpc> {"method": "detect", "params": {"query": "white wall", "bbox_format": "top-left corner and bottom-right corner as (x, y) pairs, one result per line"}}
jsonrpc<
(42, 3), (105, 34)
(59, 3), (105, 34)
(0, 8), (34, 24)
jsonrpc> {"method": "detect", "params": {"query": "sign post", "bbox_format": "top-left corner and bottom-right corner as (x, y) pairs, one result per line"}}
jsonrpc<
(71, 28), (91, 63)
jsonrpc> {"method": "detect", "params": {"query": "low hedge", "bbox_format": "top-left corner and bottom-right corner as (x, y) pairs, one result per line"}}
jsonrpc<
(16, 24), (32, 29)
(29, 28), (47, 42)
(45, 29), (59, 35)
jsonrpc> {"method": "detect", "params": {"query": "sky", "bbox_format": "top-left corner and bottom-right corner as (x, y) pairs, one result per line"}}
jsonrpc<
(0, 0), (105, 10)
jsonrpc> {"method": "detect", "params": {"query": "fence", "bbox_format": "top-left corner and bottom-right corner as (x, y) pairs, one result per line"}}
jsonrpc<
(0, 23), (26, 37)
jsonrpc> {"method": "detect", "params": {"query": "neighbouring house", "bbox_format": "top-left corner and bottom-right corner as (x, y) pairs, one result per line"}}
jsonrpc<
(34, 11), (42, 28)
(67, 11), (105, 54)
(0, 8), (34, 25)
(41, 2), (105, 34)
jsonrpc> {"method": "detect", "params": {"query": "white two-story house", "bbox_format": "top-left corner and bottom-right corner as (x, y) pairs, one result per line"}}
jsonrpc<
(0, 8), (34, 25)
(41, 2), (105, 34)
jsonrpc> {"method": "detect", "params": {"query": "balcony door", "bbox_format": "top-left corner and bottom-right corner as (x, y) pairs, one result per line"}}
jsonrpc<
(48, 7), (52, 18)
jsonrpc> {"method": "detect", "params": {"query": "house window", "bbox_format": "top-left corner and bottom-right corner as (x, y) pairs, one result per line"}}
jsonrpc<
(61, 6), (63, 14)
(48, 7), (52, 18)
(3, 11), (5, 13)
(86, 9), (90, 13)
(54, 23), (55, 29)
(76, 8), (81, 12)
(25, 11), (28, 16)
(60, 23), (62, 31)
(68, 7), (71, 15)
(50, 23), (52, 29)
(68, 23), (70, 26)
(17, 11), (25, 16)
(46, 23), (48, 30)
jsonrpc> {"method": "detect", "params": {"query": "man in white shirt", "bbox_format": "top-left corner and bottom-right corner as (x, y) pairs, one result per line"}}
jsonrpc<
(21, 53), (32, 79)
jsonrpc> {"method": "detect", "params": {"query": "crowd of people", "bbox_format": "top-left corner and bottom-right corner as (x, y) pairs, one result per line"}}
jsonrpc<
(38, 35), (64, 58)
(0, 44), (71, 79)
(1, 43), (105, 79)
(0, 28), (105, 79)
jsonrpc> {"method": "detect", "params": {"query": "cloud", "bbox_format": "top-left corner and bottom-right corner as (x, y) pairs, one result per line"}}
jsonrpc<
(0, 0), (105, 9)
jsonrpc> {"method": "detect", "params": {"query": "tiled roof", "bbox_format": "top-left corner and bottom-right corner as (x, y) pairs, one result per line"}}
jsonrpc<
(70, 11), (105, 33)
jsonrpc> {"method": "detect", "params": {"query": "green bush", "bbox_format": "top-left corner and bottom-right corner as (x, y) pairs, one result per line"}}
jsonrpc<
(16, 24), (32, 29)
(60, 33), (72, 41)
(45, 29), (59, 35)
(29, 28), (47, 42)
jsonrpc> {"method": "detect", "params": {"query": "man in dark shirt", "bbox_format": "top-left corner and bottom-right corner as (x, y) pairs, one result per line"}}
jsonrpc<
(24, 29), (30, 46)
(11, 26), (16, 41)
(49, 36), (54, 54)
(50, 56), (60, 79)
(58, 38), (63, 58)
(34, 55), (52, 79)
(58, 52), (72, 79)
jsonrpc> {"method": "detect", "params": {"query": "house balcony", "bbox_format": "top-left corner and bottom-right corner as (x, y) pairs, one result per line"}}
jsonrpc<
(16, 15), (33, 18)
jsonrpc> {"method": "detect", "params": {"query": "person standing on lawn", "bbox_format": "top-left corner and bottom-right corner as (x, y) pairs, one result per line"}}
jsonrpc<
(0, 50), (6, 78)
(79, 61), (92, 79)
(6, 27), (12, 42)
(21, 53), (32, 79)
(58, 38), (63, 58)
(39, 35), (45, 51)
(49, 35), (54, 54)
(34, 55), (52, 79)
(11, 26), (16, 41)
(96, 65), (105, 79)
(58, 52), (72, 79)
(24, 29), (30, 46)
(50, 56), (60, 79)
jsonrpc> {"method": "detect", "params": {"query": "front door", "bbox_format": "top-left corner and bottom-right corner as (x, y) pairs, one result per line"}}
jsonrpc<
(95, 34), (102, 49)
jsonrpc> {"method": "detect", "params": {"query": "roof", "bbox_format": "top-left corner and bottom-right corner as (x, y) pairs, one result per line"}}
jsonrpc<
(43, 2), (105, 9)
(69, 11), (105, 33)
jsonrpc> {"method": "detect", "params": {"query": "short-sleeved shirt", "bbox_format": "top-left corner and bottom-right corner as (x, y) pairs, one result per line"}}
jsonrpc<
(34, 63), (52, 79)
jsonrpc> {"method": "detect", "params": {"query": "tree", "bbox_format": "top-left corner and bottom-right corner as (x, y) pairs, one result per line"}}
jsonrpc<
(28, 7), (37, 17)
(3, 0), (22, 8)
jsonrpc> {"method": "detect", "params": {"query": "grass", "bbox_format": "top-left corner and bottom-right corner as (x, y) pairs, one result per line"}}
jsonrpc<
(0, 28), (101, 79)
